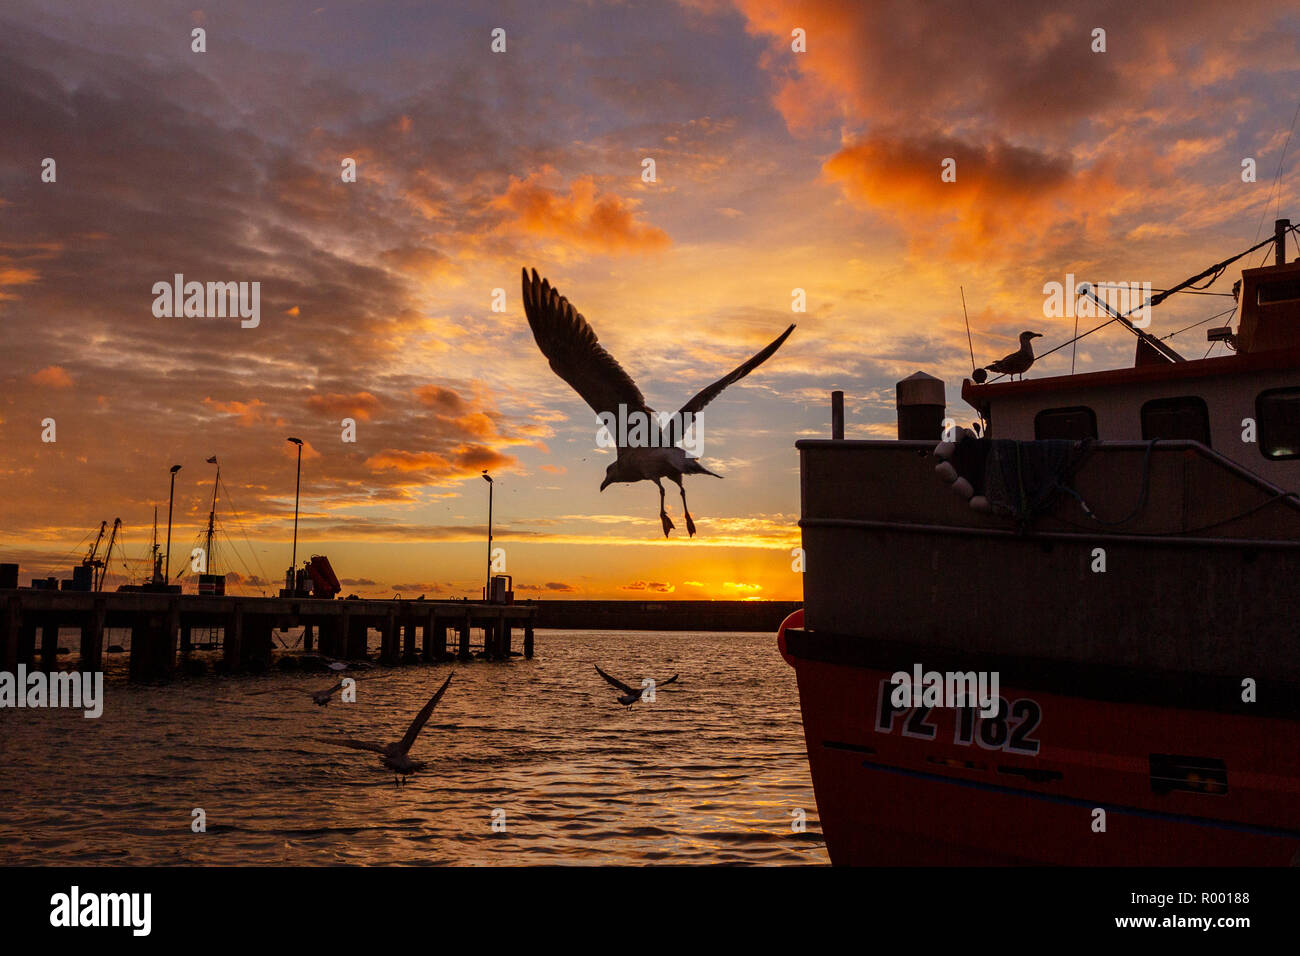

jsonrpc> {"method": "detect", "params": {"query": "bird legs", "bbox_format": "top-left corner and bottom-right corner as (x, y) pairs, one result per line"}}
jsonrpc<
(654, 479), (675, 537)
(670, 475), (696, 537)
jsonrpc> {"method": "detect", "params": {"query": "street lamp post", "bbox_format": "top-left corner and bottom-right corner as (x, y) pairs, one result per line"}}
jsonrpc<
(287, 437), (303, 594)
(164, 464), (182, 583)
(482, 470), (493, 601)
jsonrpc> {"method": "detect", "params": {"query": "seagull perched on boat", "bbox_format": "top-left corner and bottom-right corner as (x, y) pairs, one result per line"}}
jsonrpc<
(317, 673), (453, 784)
(522, 268), (795, 537)
(984, 331), (1042, 381)
(594, 665), (678, 707)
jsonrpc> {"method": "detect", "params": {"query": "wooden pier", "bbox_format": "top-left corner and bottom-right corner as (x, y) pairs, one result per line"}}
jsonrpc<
(0, 590), (537, 681)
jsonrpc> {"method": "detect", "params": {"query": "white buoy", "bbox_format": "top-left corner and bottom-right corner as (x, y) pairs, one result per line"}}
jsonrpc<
(969, 496), (990, 512)
(934, 441), (956, 460)
(951, 477), (974, 499)
(935, 461), (958, 483)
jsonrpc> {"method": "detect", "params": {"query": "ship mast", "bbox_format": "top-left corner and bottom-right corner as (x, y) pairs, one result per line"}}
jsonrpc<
(150, 506), (163, 585)
(204, 457), (219, 576)
(97, 518), (121, 591)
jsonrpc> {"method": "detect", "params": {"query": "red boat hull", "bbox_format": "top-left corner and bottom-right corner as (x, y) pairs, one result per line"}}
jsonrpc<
(780, 621), (1300, 866)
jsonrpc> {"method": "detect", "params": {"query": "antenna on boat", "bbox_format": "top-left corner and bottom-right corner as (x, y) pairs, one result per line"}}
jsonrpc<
(1070, 289), (1081, 375)
(960, 286), (976, 375)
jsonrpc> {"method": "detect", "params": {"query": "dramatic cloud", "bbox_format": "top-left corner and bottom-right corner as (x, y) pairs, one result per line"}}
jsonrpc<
(30, 365), (73, 388)
(1, 0), (1293, 600)
(492, 170), (671, 253)
(305, 392), (382, 421)
(620, 580), (676, 593)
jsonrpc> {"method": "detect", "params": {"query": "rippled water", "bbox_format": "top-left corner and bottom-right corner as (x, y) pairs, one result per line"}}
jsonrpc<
(0, 630), (826, 865)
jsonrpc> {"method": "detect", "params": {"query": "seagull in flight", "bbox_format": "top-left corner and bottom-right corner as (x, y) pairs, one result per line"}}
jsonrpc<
(594, 665), (678, 708)
(235, 671), (390, 707)
(984, 331), (1042, 381)
(299, 672), (392, 706)
(522, 268), (795, 537)
(318, 672), (453, 784)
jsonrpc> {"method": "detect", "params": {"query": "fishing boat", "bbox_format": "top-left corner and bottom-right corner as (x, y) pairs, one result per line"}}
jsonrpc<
(781, 218), (1300, 865)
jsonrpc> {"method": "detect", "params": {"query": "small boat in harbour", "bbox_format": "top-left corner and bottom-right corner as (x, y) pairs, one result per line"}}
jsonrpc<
(782, 219), (1300, 865)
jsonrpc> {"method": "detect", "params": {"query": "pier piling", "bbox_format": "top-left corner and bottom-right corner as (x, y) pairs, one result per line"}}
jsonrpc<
(458, 614), (471, 660)
(0, 590), (538, 679)
(380, 612), (397, 665)
(223, 607), (243, 671)
(80, 601), (105, 672)
(3, 596), (21, 671)
(40, 623), (58, 673)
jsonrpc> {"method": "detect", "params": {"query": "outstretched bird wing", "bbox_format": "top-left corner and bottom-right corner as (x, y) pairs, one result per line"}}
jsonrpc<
(522, 268), (654, 436)
(317, 737), (387, 755)
(594, 665), (637, 695)
(656, 674), (679, 687)
(664, 324), (796, 445)
(395, 673), (454, 756)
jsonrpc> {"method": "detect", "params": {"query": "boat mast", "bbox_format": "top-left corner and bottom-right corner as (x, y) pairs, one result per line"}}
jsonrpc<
(150, 506), (162, 584)
(204, 458), (219, 576)
(97, 518), (121, 591)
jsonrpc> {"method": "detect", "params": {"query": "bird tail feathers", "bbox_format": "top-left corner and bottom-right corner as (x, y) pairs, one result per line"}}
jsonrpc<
(685, 459), (723, 478)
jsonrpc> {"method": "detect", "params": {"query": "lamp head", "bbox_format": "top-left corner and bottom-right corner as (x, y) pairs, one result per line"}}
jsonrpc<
(482, 470), (493, 484)
(287, 437), (303, 446)
(170, 464), (182, 474)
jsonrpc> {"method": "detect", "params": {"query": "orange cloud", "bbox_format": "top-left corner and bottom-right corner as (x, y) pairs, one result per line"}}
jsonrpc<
(306, 391), (381, 421)
(493, 170), (670, 253)
(30, 365), (73, 388)
(620, 580), (676, 593)
(0, 265), (40, 298)
(364, 444), (515, 480)
(365, 450), (453, 474)
(413, 384), (467, 413)
(203, 397), (268, 426)
(822, 129), (1110, 253)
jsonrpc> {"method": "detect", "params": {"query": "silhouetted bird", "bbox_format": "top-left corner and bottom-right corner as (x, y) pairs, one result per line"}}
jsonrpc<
(594, 665), (678, 708)
(522, 268), (794, 536)
(239, 670), (388, 707)
(985, 331), (1042, 381)
(317, 673), (453, 784)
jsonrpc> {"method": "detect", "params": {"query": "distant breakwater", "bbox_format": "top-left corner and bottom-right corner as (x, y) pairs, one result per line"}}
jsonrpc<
(527, 599), (801, 632)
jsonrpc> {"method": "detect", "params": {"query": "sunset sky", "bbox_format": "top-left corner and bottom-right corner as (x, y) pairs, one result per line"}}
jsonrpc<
(2, 0), (1297, 600)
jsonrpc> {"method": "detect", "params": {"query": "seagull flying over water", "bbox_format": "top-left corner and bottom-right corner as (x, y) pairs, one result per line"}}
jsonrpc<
(236, 671), (390, 707)
(984, 331), (1042, 381)
(522, 268), (795, 537)
(594, 665), (678, 708)
(299, 672), (392, 706)
(318, 672), (453, 784)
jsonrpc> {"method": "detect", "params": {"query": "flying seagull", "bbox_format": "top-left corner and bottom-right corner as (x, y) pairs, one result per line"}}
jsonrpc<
(984, 331), (1042, 381)
(522, 268), (794, 537)
(247, 672), (393, 707)
(301, 654), (372, 672)
(594, 665), (678, 708)
(318, 672), (453, 784)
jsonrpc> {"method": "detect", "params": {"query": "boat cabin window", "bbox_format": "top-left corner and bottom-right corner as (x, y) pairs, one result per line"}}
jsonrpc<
(1034, 406), (1097, 440)
(1256, 387), (1300, 460)
(1141, 397), (1211, 447)
(1258, 277), (1300, 305)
